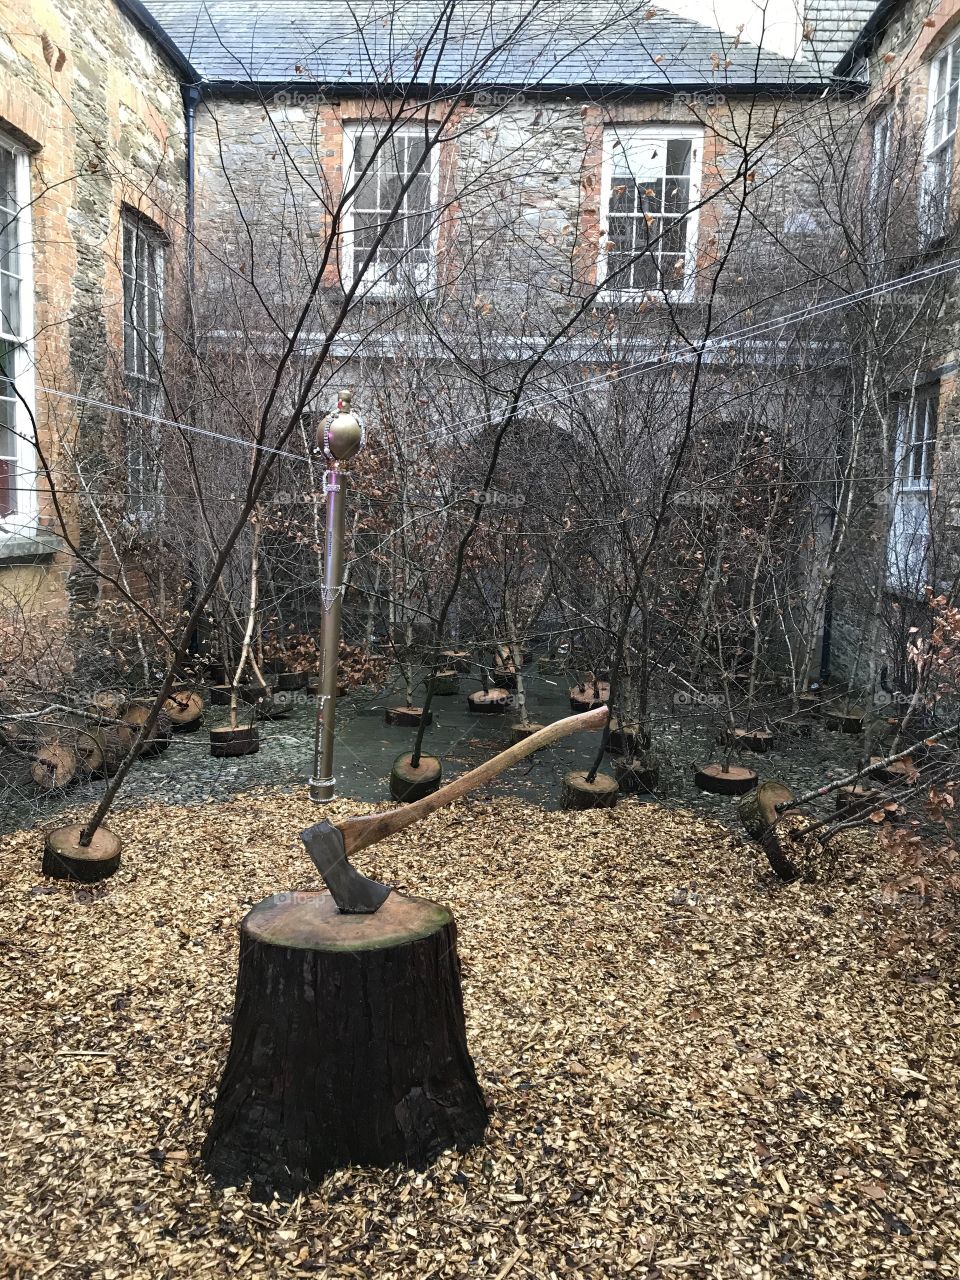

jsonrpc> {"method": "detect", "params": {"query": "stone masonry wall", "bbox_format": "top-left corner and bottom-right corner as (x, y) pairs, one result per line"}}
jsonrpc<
(827, 0), (960, 685)
(0, 0), (187, 628)
(192, 90), (814, 312)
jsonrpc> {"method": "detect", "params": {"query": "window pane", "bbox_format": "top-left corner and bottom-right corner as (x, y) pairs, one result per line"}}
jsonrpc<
(659, 253), (684, 286)
(664, 177), (690, 215)
(0, 456), (12, 517)
(407, 170), (430, 213)
(0, 147), (16, 211)
(609, 178), (633, 214)
(666, 139), (692, 175)
(0, 341), (17, 516)
(0, 272), (20, 337)
(0, 214), (18, 278)
(661, 218), (687, 255)
(639, 179), (663, 214)
(631, 253), (658, 291)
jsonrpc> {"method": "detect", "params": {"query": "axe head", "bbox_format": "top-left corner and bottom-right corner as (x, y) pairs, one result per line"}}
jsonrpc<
(300, 820), (392, 914)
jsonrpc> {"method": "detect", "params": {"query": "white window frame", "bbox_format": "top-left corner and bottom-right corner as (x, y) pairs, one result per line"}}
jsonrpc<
(598, 124), (703, 304)
(341, 122), (440, 298)
(0, 131), (37, 537)
(923, 34), (960, 239)
(121, 210), (166, 520)
(887, 384), (938, 594)
(870, 105), (895, 202)
(898, 385), (938, 492)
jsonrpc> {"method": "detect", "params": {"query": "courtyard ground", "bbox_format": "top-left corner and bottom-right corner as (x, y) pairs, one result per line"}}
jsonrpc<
(1, 791), (958, 1279)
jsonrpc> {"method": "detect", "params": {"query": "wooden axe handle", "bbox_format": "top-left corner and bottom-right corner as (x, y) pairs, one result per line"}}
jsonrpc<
(339, 705), (610, 856)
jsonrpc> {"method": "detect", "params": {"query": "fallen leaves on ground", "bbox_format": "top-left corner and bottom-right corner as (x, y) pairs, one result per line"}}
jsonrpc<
(1, 793), (958, 1278)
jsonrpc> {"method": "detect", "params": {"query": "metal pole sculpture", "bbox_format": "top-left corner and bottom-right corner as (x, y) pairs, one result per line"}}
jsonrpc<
(310, 390), (364, 803)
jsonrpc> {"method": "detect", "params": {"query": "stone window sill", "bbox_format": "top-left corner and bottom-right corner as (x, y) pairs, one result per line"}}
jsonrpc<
(0, 529), (61, 564)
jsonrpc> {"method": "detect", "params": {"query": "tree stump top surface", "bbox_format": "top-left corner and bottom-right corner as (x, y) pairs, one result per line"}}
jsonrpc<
(245, 889), (453, 953)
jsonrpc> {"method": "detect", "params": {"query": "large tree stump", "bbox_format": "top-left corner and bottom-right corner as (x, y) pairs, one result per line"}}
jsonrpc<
(202, 889), (488, 1193)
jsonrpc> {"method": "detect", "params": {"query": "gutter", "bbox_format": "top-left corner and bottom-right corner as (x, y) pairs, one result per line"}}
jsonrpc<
(835, 0), (901, 77)
(183, 83), (199, 292)
(201, 77), (852, 102)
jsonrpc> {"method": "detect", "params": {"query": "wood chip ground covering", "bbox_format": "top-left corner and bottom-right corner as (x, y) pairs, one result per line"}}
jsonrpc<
(2, 794), (959, 1279)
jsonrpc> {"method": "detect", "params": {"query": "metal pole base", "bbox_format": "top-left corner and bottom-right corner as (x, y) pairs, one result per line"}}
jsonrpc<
(309, 776), (336, 803)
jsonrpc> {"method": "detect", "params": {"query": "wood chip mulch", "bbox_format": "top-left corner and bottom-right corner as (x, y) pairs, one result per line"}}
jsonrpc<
(1, 793), (959, 1279)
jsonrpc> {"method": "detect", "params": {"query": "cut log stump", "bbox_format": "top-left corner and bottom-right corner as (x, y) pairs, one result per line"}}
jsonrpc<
(738, 780), (799, 880)
(560, 769), (619, 810)
(733, 727), (774, 754)
(73, 729), (106, 778)
(440, 649), (472, 674)
(257, 690), (296, 720)
(694, 764), (758, 795)
(431, 671), (460, 696)
(511, 722), (546, 743)
(605, 719), (649, 757)
(390, 753), (442, 802)
(202, 889), (488, 1194)
(824, 706), (865, 734)
(385, 706), (432, 728)
(210, 725), (259, 758)
(42, 824), (121, 883)
(164, 688), (205, 732)
(30, 742), (78, 792)
(467, 689), (509, 714)
(273, 670), (308, 692)
(867, 755), (917, 785)
(569, 682), (610, 713)
(121, 704), (172, 757)
(614, 759), (659, 794)
(836, 783), (883, 815)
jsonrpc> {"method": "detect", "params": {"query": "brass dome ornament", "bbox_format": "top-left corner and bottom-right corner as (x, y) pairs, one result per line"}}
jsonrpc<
(320, 389), (365, 464)
(309, 390), (365, 803)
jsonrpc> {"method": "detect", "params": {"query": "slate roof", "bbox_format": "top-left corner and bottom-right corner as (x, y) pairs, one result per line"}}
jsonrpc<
(139, 0), (847, 92)
(802, 0), (877, 75)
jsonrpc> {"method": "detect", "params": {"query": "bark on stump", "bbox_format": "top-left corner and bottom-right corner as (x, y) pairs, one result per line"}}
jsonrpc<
(560, 769), (619, 810)
(694, 764), (758, 795)
(614, 759), (659, 794)
(733, 727), (774, 754)
(825, 706), (865, 734)
(390, 752), (443, 802)
(164, 688), (205, 732)
(42, 824), (121, 883)
(385, 706), (432, 728)
(467, 689), (509, 714)
(738, 780), (798, 880)
(569, 682), (610, 713)
(511, 722), (546, 743)
(202, 889), (488, 1194)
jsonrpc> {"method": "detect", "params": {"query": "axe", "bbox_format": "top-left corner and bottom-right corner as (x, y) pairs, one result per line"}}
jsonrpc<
(301, 704), (609, 912)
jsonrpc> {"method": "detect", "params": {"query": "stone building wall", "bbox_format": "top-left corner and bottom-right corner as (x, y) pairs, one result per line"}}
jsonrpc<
(0, 0), (187, 630)
(826, 0), (960, 686)
(193, 89), (812, 288)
